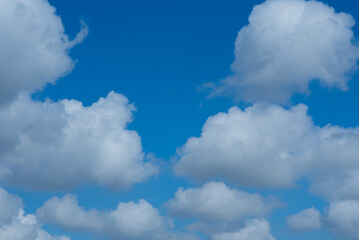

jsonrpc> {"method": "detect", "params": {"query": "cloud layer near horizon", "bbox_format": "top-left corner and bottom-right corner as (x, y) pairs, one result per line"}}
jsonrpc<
(207, 0), (359, 103)
(37, 194), (199, 240)
(36, 188), (276, 240)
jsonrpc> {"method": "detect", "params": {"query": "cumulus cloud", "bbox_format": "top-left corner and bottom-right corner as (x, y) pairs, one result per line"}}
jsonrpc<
(310, 170), (359, 201)
(36, 194), (103, 232)
(211, 219), (275, 240)
(165, 182), (279, 222)
(0, 187), (70, 240)
(0, 187), (23, 225)
(207, 0), (359, 103)
(286, 207), (322, 230)
(0, 91), (158, 190)
(0, 0), (88, 104)
(327, 200), (359, 239)
(174, 104), (359, 188)
(37, 194), (197, 240)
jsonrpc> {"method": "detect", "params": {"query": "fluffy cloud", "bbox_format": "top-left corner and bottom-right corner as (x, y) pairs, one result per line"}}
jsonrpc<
(310, 170), (359, 201)
(0, 187), (23, 225)
(207, 0), (359, 103)
(174, 104), (359, 188)
(211, 219), (275, 240)
(0, 187), (70, 240)
(0, 0), (88, 104)
(37, 194), (196, 240)
(286, 207), (322, 230)
(0, 91), (158, 190)
(36, 194), (103, 232)
(287, 201), (359, 238)
(165, 182), (279, 222)
(327, 200), (359, 239)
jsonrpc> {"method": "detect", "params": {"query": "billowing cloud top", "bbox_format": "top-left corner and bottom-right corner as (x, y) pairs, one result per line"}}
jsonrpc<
(36, 194), (198, 240)
(175, 104), (359, 189)
(208, 0), (359, 103)
(0, 187), (70, 240)
(0, 0), (88, 104)
(165, 181), (279, 222)
(0, 91), (158, 190)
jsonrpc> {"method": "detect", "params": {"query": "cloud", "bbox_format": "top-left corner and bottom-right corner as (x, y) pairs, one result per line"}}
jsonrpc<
(286, 207), (322, 231)
(165, 182), (279, 222)
(327, 200), (359, 239)
(310, 170), (359, 201)
(206, 0), (359, 103)
(0, 91), (158, 190)
(37, 194), (197, 240)
(0, 187), (23, 225)
(36, 194), (103, 232)
(0, 0), (88, 104)
(211, 219), (275, 240)
(0, 187), (70, 240)
(174, 104), (359, 189)
(287, 200), (359, 238)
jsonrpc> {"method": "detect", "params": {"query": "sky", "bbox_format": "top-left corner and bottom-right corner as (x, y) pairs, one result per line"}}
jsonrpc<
(1, 0), (359, 239)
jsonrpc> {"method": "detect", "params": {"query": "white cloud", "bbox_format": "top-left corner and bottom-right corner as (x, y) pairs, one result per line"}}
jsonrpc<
(37, 194), (197, 240)
(0, 187), (70, 240)
(110, 200), (172, 240)
(327, 200), (359, 239)
(36, 194), (103, 232)
(174, 104), (359, 189)
(0, 187), (23, 225)
(286, 207), (322, 230)
(211, 219), (275, 240)
(0, 0), (88, 104)
(207, 0), (359, 103)
(165, 182), (279, 222)
(0, 91), (158, 190)
(310, 170), (359, 201)
(0, 210), (71, 240)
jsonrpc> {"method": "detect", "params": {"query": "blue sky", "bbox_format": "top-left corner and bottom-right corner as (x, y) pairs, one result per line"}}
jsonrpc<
(1, 0), (359, 239)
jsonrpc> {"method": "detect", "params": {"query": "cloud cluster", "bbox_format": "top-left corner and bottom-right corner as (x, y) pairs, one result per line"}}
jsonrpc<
(207, 0), (359, 103)
(0, 91), (158, 190)
(175, 104), (359, 189)
(174, 99), (359, 238)
(196, 0), (359, 238)
(37, 194), (196, 240)
(0, 0), (157, 192)
(0, 0), (88, 104)
(0, 0), (278, 239)
(0, 187), (70, 240)
(1, 0), (358, 239)
(165, 182), (279, 222)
